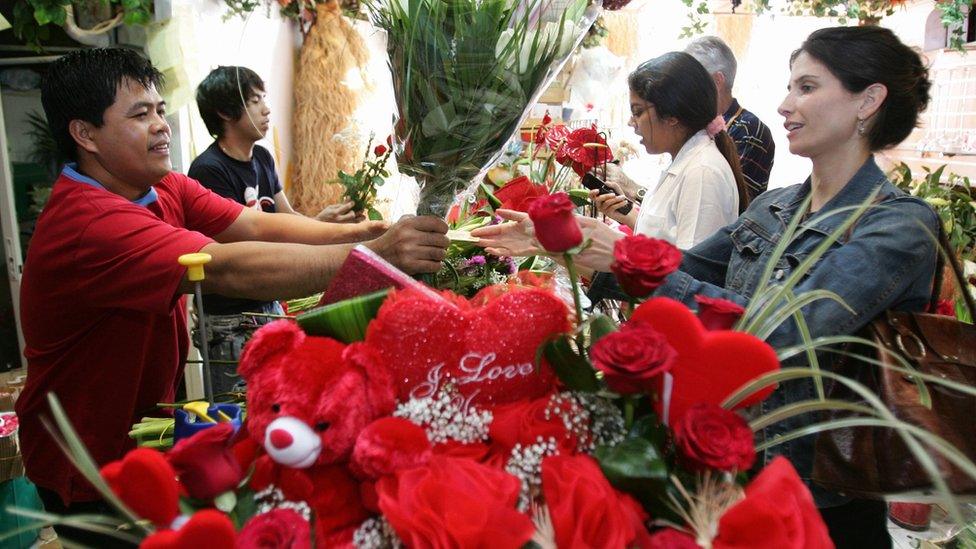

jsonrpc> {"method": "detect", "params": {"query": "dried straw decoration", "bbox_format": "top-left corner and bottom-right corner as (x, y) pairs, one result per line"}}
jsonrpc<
(288, 0), (371, 215)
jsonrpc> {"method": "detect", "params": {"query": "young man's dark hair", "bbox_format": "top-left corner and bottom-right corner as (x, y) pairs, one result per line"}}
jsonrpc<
(196, 66), (266, 138)
(41, 48), (164, 162)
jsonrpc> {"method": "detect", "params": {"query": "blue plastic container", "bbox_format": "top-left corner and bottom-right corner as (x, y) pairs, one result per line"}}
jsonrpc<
(173, 403), (243, 443)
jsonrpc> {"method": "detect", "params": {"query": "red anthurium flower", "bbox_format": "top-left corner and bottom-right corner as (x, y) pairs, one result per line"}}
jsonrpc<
(167, 423), (243, 501)
(494, 176), (550, 212)
(546, 125), (571, 162)
(100, 448), (179, 528)
(564, 125), (614, 173)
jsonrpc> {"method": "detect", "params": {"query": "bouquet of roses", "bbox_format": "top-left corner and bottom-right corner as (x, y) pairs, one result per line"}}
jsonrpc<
(335, 135), (394, 221)
(365, 0), (601, 216)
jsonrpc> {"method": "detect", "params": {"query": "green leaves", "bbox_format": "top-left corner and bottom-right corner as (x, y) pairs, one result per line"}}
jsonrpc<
(296, 289), (390, 343)
(540, 334), (600, 392)
(595, 435), (669, 509)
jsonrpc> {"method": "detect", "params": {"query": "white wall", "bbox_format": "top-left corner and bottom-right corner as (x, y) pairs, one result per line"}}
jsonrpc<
(164, 0), (299, 175)
(606, 1), (942, 190)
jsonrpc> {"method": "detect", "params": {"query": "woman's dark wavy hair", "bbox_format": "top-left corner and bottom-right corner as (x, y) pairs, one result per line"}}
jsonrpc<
(791, 26), (931, 151)
(628, 52), (749, 213)
(41, 48), (164, 162)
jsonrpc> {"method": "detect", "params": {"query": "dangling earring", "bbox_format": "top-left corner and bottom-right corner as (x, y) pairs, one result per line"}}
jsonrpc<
(857, 119), (866, 136)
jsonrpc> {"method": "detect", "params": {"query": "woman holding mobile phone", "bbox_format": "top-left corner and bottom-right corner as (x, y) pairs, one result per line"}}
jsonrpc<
(594, 52), (749, 249)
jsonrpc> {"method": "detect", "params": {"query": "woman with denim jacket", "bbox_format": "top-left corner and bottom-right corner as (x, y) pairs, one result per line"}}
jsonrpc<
(592, 52), (751, 249)
(474, 26), (936, 548)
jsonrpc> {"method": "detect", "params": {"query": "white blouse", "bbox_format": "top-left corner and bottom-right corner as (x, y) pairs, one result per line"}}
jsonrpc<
(634, 130), (739, 250)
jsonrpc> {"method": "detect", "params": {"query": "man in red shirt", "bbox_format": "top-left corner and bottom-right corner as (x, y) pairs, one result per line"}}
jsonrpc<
(16, 48), (448, 541)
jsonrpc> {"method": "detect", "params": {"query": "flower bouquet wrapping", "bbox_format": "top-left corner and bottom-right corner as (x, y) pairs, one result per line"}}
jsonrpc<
(365, 0), (602, 216)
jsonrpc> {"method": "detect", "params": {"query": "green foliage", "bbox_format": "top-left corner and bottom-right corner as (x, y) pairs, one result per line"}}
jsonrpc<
(365, 0), (595, 215)
(335, 135), (392, 220)
(296, 289), (391, 342)
(892, 163), (976, 261)
(11, 0), (153, 50)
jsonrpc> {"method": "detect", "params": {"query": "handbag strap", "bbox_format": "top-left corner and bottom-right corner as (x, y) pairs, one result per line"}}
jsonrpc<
(931, 221), (976, 318)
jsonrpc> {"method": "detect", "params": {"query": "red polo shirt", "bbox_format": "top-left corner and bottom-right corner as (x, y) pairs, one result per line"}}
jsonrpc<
(17, 166), (243, 504)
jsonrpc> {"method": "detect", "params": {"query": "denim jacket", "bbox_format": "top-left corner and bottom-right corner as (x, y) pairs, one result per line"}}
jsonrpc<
(655, 156), (939, 506)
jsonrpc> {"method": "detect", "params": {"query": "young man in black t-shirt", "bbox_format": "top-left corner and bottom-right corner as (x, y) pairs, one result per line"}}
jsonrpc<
(189, 66), (375, 393)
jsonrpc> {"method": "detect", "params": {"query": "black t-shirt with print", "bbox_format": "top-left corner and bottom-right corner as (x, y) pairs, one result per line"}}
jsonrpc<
(188, 141), (283, 315)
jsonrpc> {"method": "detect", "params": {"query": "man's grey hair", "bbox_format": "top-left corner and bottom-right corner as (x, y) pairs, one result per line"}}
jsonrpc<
(685, 36), (737, 92)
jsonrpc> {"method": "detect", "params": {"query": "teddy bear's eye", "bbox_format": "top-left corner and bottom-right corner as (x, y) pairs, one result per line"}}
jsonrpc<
(271, 403), (281, 413)
(314, 421), (330, 432)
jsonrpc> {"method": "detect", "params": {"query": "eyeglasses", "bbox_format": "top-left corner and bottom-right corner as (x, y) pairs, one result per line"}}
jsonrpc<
(630, 105), (652, 123)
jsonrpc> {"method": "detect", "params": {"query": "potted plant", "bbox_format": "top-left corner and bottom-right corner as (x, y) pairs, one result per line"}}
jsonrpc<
(11, 0), (153, 50)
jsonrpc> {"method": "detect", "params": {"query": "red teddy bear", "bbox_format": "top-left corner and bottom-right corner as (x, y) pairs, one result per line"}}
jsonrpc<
(238, 320), (429, 547)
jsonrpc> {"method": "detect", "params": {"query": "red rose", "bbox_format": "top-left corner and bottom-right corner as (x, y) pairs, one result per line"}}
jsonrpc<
(494, 176), (550, 212)
(714, 457), (833, 549)
(648, 528), (701, 548)
(377, 456), (534, 549)
(167, 423), (243, 501)
(590, 322), (676, 394)
(351, 417), (431, 480)
(541, 454), (651, 549)
(528, 193), (583, 253)
(695, 295), (746, 331)
(673, 403), (755, 473)
(237, 509), (311, 549)
(433, 440), (508, 469)
(611, 235), (682, 298)
(490, 394), (577, 455)
(100, 448), (179, 528)
(374, 144), (388, 156)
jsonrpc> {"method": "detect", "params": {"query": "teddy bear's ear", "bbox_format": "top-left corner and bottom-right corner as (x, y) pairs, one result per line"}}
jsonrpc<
(342, 342), (396, 418)
(238, 320), (306, 380)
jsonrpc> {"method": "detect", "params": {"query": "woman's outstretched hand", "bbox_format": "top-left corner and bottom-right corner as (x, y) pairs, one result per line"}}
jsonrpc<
(575, 215), (626, 272)
(472, 208), (628, 274)
(470, 209), (544, 257)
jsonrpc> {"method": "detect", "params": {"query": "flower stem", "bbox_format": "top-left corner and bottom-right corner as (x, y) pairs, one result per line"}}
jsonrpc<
(563, 253), (584, 325)
(624, 396), (635, 431)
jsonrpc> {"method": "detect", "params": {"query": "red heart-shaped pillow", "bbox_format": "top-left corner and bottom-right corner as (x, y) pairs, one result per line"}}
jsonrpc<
(100, 448), (179, 528)
(364, 287), (570, 407)
(140, 509), (236, 549)
(631, 297), (779, 425)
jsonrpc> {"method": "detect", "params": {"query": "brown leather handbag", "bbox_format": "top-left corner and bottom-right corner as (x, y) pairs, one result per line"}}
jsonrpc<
(812, 225), (976, 499)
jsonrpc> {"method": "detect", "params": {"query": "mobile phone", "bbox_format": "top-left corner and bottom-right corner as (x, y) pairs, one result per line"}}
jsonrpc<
(581, 173), (632, 215)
